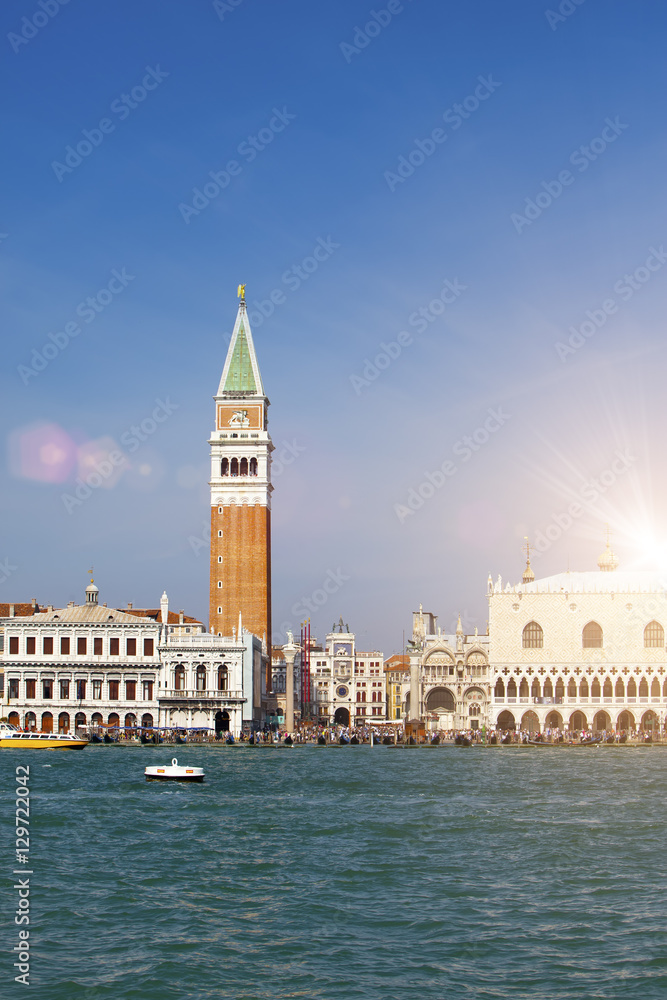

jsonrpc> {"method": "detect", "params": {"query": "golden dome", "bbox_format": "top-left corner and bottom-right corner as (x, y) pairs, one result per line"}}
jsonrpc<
(597, 541), (619, 572)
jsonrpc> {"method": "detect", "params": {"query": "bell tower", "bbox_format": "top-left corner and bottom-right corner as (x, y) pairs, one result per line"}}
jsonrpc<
(209, 287), (272, 646)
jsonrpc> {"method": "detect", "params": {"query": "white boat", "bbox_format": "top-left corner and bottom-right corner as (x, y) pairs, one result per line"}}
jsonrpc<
(144, 757), (204, 782)
(0, 723), (88, 750)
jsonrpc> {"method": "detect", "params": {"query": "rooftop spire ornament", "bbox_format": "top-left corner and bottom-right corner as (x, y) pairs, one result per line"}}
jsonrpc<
(522, 538), (535, 584)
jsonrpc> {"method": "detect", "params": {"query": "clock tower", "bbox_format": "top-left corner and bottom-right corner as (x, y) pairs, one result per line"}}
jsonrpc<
(209, 290), (273, 648)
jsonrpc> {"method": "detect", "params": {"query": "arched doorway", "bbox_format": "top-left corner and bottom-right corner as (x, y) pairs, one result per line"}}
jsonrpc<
(24, 712), (36, 731)
(570, 711), (587, 732)
(108, 713), (120, 728)
(8, 711), (20, 727)
(641, 710), (658, 734)
(593, 711), (611, 733)
(41, 712), (53, 733)
(497, 710), (515, 730)
(74, 712), (86, 730)
(58, 712), (70, 733)
(215, 710), (230, 734)
(616, 710), (634, 732)
(521, 711), (540, 734)
(425, 687), (456, 712)
(334, 707), (349, 726)
(125, 714), (137, 729)
(545, 711), (563, 729)
(142, 714), (154, 728)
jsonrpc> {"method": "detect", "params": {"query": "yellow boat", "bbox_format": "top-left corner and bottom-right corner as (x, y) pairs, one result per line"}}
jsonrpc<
(0, 723), (88, 750)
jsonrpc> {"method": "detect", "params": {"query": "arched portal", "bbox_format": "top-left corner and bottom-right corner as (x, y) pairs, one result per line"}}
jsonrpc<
(570, 711), (587, 732)
(125, 714), (136, 728)
(24, 712), (36, 730)
(108, 712), (120, 727)
(41, 712), (53, 733)
(616, 710), (635, 732)
(497, 710), (515, 730)
(58, 712), (70, 733)
(74, 712), (86, 730)
(641, 710), (658, 734)
(142, 713), (154, 728)
(545, 711), (563, 728)
(593, 710), (611, 732)
(425, 687), (455, 712)
(8, 711), (20, 727)
(521, 710), (540, 733)
(215, 709), (230, 734)
(334, 707), (349, 726)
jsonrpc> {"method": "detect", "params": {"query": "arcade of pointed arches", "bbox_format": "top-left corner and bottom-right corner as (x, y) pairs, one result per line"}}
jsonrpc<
(494, 662), (666, 731)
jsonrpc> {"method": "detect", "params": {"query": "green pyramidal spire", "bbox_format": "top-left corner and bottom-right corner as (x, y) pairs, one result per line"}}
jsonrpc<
(217, 294), (264, 396)
(224, 323), (257, 392)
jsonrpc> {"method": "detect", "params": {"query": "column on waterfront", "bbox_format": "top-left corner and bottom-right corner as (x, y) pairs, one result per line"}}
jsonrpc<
(283, 637), (299, 732)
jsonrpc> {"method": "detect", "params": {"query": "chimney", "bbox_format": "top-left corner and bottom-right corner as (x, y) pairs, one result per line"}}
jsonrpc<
(127, 602), (133, 610)
(31, 598), (37, 610)
(102, 602), (107, 607)
(9, 604), (14, 617)
(179, 610), (184, 626)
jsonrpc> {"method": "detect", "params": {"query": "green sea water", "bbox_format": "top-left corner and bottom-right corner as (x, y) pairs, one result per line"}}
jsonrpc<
(3, 744), (667, 999)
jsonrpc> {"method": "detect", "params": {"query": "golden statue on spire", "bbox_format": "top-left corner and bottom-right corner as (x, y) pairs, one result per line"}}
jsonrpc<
(237, 284), (246, 300)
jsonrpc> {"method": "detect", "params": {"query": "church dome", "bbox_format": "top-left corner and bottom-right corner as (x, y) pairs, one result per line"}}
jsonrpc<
(597, 542), (619, 572)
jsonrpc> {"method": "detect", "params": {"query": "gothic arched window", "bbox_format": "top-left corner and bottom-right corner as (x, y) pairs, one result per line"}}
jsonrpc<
(249, 458), (258, 476)
(644, 621), (664, 647)
(196, 666), (207, 691)
(174, 665), (185, 690)
(221, 458), (229, 476)
(522, 621), (543, 648)
(582, 622), (603, 648)
(217, 667), (228, 692)
(240, 458), (248, 476)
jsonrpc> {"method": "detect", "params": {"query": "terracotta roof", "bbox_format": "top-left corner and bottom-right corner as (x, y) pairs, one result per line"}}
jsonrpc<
(121, 609), (202, 625)
(0, 603), (40, 618)
(384, 654), (410, 669)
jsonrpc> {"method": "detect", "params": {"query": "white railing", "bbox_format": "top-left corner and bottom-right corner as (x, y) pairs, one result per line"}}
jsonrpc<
(164, 634), (241, 648)
(162, 689), (244, 700)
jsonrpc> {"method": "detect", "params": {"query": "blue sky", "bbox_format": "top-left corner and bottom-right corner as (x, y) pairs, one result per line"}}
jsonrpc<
(2, 0), (666, 652)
